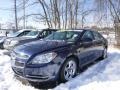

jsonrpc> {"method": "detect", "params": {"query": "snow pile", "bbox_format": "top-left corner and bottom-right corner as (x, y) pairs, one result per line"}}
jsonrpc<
(0, 48), (120, 90)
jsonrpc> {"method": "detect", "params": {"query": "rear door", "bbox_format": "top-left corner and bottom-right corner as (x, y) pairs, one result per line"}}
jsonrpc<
(92, 32), (104, 58)
(78, 31), (95, 66)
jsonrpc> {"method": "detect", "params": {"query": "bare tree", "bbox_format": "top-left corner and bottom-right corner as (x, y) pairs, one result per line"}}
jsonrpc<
(38, 0), (51, 28)
(14, 0), (18, 30)
(23, 0), (26, 29)
(108, 0), (120, 45)
(94, 0), (120, 45)
(21, 0), (92, 29)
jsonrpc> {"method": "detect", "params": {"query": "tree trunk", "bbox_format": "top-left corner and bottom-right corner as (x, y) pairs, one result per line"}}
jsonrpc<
(108, 0), (120, 45)
(115, 23), (120, 45)
(23, 0), (26, 29)
(65, 0), (68, 29)
(14, 0), (18, 30)
(38, 0), (50, 28)
(75, 0), (78, 29)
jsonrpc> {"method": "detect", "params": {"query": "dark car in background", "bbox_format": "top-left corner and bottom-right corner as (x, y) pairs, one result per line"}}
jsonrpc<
(4, 29), (57, 50)
(11, 29), (108, 86)
(0, 29), (31, 49)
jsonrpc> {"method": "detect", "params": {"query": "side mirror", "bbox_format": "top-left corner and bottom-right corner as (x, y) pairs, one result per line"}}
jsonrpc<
(81, 38), (93, 42)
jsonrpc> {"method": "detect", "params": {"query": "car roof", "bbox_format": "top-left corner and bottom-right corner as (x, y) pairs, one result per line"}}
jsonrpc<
(59, 29), (94, 32)
(18, 29), (37, 32)
(73, 29), (99, 33)
(37, 28), (58, 31)
(37, 28), (96, 32)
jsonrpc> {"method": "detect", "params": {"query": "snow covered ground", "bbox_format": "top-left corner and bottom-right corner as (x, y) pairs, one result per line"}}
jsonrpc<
(102, 33), (116, 45)
(0, 47), (120, 90)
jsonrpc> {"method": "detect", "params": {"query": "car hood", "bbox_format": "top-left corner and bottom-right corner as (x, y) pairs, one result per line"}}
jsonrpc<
(14, 40), (71, 56)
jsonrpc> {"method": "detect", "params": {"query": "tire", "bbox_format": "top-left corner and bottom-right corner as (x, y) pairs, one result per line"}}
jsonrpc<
(101, 47), (107, 59)
(60, 57), (78, 82)
(29, 81), (39, 88)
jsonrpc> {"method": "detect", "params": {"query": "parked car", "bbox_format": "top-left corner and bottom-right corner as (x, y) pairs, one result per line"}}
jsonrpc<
(4, 29), (57, 50)
(0, 29), (31, 49)
(11, 29), (108, 85)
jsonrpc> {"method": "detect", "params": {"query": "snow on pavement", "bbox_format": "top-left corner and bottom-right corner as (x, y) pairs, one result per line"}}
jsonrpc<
(0, 48), (120, 90)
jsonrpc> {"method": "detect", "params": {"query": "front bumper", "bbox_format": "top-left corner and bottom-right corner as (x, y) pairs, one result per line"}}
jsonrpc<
(14, 71), (57, 82)
(12, 60), (60, 82)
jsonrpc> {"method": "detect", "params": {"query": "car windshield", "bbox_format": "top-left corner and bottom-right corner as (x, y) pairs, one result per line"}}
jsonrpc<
(23, 31), (39, 37)
(45, 31), (81, 42)
(8, 30), (23, 37)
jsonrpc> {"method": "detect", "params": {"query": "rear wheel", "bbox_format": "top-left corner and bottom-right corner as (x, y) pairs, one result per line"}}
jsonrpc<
(101, 47), (107, 59)
(60, 57), (78, 82)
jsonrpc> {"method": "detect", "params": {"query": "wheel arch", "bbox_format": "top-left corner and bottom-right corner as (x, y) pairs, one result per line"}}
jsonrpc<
(57, 54), (80, 82)
(66, 55), (80, 67)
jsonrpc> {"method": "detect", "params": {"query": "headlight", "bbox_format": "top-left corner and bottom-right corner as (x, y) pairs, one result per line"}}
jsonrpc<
(19, 53), (30, 59)
(11, 52), (30, 59)
(10, 40), (19, 46)
(30, 52), (57, 64)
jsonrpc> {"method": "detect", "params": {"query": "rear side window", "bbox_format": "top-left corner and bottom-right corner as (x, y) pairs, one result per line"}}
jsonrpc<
(50, 30), (56, 34)
(82, 31), (94, 40)
(47, 30), (52, 35)
(93, 32), (103, 40)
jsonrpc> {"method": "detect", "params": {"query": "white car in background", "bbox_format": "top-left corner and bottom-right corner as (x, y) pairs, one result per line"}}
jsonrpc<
(0, 29), (33, 49)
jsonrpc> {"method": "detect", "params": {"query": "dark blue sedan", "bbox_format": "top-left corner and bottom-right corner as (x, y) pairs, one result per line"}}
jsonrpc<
(11, 29), (108, 85)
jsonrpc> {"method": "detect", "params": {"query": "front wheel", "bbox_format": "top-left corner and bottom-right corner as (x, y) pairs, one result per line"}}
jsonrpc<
(60, 58), (78, 82)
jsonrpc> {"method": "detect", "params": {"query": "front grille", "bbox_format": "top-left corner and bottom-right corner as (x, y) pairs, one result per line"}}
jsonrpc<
(15, 61), (24, 67)
(26, 75), (49, 80)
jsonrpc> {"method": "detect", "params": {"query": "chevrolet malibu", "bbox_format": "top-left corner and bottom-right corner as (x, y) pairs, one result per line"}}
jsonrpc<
(11, 29), (108, 85)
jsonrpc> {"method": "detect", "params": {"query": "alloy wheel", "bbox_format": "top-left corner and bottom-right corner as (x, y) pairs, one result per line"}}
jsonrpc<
(64, 60), (77, 81)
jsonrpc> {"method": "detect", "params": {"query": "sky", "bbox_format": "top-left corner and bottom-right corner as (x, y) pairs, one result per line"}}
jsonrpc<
(0, 0), (45, 28)
(0, 0), (13, 23)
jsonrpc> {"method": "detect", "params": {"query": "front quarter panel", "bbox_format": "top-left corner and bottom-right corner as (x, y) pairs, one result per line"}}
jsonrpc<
(53, 44), (77, 64)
